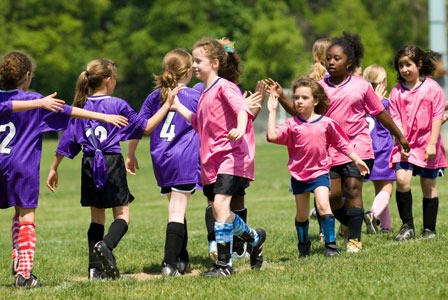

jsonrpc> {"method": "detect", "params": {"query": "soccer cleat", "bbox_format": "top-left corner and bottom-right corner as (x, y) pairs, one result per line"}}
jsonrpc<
(395, 224), (415, 242)
(422, 228), (436, 239)
(298, 241), (311, 257)
(232, 242), (250, 260)
(324, 243), (339, 257)
(204, 261), (234, 277)
(14, 274), (43, 288)
(176, 259), (190, 275)
(338, 224), (349, 244)
(364, 211), (378, 234)
(94, 241), (120, 279)
(208, 240), (218, 262)
(380, 227), (393, 234)
(161, 262), (181, 277)
(250, 228), (266, 269)
(88, 267), (106, 280)
(346, 239), (362, 253)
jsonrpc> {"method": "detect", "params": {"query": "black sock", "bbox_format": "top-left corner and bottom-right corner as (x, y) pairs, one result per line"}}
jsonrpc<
(205, 206), (215, 242)
(332, 205), (348, 226)
(346, 207), (364, 241)
(163, 222), (185, 267)
(396, 191), (414, 227)
(423, 197), (439, 231)
(232, 208), (247, 253)
(103, 218), (128, 250)
(88, 222), (104, 269)
(178, 219), (189, 262)
(217, 242), (232, 264)
(295, 219), (310, 244)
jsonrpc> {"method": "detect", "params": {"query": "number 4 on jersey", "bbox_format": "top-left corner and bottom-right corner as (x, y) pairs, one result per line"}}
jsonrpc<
(160, 111), (176, 141)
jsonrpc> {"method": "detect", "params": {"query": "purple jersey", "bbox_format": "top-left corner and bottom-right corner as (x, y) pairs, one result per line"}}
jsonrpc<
(0, 90), (73, 209)
(0, 101), (12, 117)
(56, 95), (147, 158)
(139, 87), (201, 188)
(366, 98), (395, 181)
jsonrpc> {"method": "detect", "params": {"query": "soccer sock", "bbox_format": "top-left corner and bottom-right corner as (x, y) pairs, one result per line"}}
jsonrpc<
(232, 214), (259, 246)
(370, 191), (390, 216)
(178, 218), (189, 262)
(11, 215), (19, 265)
(332, 205), (349, 226)
(88, 222), (104, 269)
(232, 208), (247, 253)
(163, 222), (185, 267)
(295, 219), (310, 244)
(214, 222), (233, 265)
(423, 197), (439, 231)
(205, 206), (215, 242)
(378, 204), (392, 231)
(321, 214), (336, 244)
(16, 222), (36, 279)
(103, 218), (128, 250)
(396, 190), (414, 227)
(346, 207), (364, 241)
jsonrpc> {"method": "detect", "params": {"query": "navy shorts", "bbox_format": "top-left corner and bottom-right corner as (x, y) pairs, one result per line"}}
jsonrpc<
(203, 174), (247, 202)
(395, 162), (444, 179)
(161, 184), (196, 195)
(290, 174), (330, 194)
(330, 159), (374, 180)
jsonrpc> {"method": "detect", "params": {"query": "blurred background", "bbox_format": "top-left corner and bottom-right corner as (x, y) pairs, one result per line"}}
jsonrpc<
(0, 0), (445, 135)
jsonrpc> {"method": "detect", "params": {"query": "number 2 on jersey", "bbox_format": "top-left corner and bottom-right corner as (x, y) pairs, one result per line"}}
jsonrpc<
(0, 122), (16, 154)
(160, 111), (176, 141)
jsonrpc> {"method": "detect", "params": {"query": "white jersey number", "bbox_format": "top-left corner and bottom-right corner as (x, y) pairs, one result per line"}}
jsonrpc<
(366, 116), (375, 133)
(86, 126), (108, 143)
(160, 111), (176, 142)
(0, 122), (16, 154)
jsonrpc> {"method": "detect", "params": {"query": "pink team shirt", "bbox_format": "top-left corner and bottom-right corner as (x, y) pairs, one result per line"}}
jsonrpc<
(389, 77), (448, 169)
(270, 115), (353, 182)
(190, 78), (255, 185)
(320, 75), (385, 166)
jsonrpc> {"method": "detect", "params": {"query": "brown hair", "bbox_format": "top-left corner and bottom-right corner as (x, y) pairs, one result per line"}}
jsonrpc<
(309, 38), (331, 81)
(154, 49), (192, 104)
(0, 51), (35, 90)
(73, 58), (116, 108)
(193, 37), (242, 84)
(291, 75), (329, 115)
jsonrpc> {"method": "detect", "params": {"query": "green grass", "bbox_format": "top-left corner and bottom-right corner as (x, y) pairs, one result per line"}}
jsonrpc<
(0, 136), (447, 299)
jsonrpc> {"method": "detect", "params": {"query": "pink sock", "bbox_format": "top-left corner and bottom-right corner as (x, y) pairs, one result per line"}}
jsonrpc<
(378, 205), (392, 230)
(11, 215), (19, 262)
(370, 191), (390, 217)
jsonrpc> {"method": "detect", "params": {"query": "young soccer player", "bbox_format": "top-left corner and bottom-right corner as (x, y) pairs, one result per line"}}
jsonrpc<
(0, 51), (127, 288)
(266, 75), (369, 257)
(172, 37), (266, 276)
(125, 48), (201, 276)
(46, 58), (179, 280)
(388, 45), (448, 241)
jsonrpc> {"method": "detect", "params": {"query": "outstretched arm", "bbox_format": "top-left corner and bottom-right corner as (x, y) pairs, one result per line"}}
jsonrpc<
(265, 78), (295, 116)
(12, 92), (65, 112)
(266, 93), (279, 142)
(46, 154), (65, 192)
(70, 107), (128, 128)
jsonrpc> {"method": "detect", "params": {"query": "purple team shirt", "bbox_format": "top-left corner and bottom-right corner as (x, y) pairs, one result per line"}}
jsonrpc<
(0, 101), (12, 117)
(0, 90), (73, 209)
(139, 87), (201, 188)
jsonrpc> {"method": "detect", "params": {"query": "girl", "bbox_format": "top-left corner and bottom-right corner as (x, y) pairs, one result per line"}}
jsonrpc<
(0, 51), (127, 288)
(266, 75), (369, 257)
(388, 45), (448, 241)
(125, 48), (201, 276)
(46, 58), (180, 280)
(363, 65), (395, 234)
(172, 37), (266, 277)
(268, 32), (409, 253)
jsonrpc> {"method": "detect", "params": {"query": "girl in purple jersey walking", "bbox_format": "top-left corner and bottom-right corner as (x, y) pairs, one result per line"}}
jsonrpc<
(0, 51), (127, 288)
(46, 58), (180, 280)
(125, 48), (201, 276)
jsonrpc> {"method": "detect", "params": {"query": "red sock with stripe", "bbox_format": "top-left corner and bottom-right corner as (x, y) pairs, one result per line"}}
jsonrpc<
(16, 222), (36, 279)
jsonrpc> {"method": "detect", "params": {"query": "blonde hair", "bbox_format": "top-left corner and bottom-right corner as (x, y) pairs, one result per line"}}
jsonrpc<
(154, 49), (192, 104)
(362, 64), (387, 90)
(73, 58), (116, 108)
(309, 38), (331, 81)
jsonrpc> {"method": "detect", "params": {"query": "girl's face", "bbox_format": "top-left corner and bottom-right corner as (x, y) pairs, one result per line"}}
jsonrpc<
(326, 45), (351, 78)
(293, 86), (317, 117)
(192, 46), (216, 82)
(397, 55), (420, 84)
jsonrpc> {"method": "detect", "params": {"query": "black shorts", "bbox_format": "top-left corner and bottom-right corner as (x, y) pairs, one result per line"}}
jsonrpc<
(203, 174), (248, 202)
(161, 184), (196, 195)
(330, 159), (374, 180)
(81, 154), (134, 208)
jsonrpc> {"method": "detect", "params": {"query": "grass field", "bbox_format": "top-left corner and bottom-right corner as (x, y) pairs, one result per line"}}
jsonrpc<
(0, 137), (447, 299)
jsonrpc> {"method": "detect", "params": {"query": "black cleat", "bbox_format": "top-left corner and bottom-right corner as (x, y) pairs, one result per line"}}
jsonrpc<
(94, 241), (120, 279)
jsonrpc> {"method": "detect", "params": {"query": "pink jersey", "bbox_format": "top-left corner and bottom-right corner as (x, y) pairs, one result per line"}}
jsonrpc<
(190, 78), (255, 185)
(389, 77), (448, 169)
(320, 75), (385, 166)
(269, 115), (353, 181)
